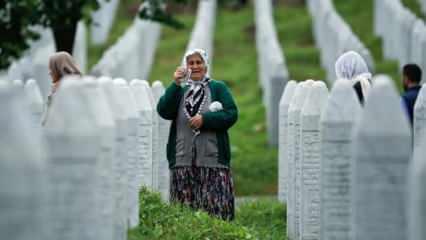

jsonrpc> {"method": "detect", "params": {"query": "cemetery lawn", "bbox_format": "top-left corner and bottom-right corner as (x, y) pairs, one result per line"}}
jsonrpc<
(274, 3), (326, 83)
(333, 0), (402, 90)
(128, 188), (287, 240)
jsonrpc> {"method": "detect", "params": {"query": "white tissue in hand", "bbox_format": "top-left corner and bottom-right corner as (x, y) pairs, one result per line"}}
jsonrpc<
(209, 101), (223, 112)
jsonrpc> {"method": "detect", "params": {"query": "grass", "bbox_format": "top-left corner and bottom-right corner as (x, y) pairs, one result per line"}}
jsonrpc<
(274, 3), (326, 83)
(333, 0), (402, 91)
(129, 188), (286, 240)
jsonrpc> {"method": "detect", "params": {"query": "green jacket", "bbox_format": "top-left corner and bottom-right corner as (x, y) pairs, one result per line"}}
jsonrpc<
(157, 79), (238, 168)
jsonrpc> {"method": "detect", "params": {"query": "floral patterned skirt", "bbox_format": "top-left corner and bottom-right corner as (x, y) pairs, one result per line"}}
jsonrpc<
(170, 166), (235, 221)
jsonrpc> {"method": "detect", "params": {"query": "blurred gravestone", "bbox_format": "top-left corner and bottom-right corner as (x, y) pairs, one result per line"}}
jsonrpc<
(152, 81), (171, 202)
(98, 77), (128, 240)
(130, 79), (154, 189)
(81, 77), (116, 240)
(408, 133), (426, 240)
(91, 0), (120, 45)
(24, 79), (44, 128)
(352, 76), (411, 240)
(320, 79), (361, 240)
(278, 80), (297, 203)
(44, 77), (100, 240)
(0, 83), (48, 240)
(414, 84), (426, 150)
(113, 78), (141, 228)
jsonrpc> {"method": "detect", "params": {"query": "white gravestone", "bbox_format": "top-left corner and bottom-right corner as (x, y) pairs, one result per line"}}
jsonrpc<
(98, 77), (128, 240)
(300, 81), (328, 240)
(43, 77), (100, 240)
(113, 78), (141, 228)
(320, 79), (361, 240)
(80, 77), (116, 240)
(287, 80), (314, 240)
(24, 79), (44, 128)
(414, 84), (426, 150)
(352, 76), (411, 240)
(130, 79), (154, 189)
(141, 80), (159, 191)
(152, 81), (171, 202)
(91, 0), (119, 45)
(0, 84), (48, 240)
(278, 80), (297, 203)
(408, 134), (426, 240)
(72, 21), (87, 73)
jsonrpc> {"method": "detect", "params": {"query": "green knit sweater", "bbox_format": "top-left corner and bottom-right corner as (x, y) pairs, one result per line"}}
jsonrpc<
(157, 79), (238, 168)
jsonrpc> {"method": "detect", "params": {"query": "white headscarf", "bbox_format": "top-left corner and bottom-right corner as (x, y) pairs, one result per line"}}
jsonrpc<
(181, 48), (210, 79)
(335, 51), (372, 99)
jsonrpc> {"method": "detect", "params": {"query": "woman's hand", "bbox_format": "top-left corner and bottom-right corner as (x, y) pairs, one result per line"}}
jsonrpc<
(189, 114), (203, 129)
(173, 67), (186, 85)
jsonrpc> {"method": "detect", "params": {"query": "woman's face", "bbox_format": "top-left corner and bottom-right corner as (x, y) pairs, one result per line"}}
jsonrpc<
(186, 54), (207, 81)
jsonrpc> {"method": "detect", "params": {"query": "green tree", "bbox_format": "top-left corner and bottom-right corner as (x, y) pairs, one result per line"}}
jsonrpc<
(0, 0), (190, 70)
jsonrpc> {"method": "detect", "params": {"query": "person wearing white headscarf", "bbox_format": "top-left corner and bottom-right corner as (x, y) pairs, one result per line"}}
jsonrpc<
(42, 51), (82, 125)
(157, 49), (238, 220)
(335, 51), (372, 105)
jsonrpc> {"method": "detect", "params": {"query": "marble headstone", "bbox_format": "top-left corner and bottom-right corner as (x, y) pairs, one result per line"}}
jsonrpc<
(351, 76), (411, 240)
(414, 84), (426, 150)
(130, 79), (154, 190)
(320, 79), (361, 240)
(24, 79), (44, 128)
(278, 80), (297, 203)
(0, 84), (48, 240)
(113, 78), (141, 228)
(300, 81), (328, 240)
(152, 80), (171, 202)
(81, 77), (116, 240)
(98, 77), (128, 240)
(43, 77), (100, 240)
(408, 134), (426, 240)
(287, 80), (314, 240)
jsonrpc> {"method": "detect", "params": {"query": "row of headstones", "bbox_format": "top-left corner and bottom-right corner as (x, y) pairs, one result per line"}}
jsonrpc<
(374, 0), (426, 82)
(0, 76), (170, 240)
(91, 0), (120, 45)
(91, 11), (161, 81)
(254, 0), (289, 146)
(307, 0), (375, 82)
(185, 0), (217, 57)
(279, 77), (426, 240)
(5, 22), (87, 99)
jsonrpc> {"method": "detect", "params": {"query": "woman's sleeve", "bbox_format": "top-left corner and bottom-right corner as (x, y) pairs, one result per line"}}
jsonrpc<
(201, 82), (238, 131)
(157, 82), (182, 120)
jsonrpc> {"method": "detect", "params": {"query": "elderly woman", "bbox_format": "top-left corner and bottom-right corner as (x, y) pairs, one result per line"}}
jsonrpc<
(42, 51), (82, 125)
(335, 51), (372, 105)
(157, 49), (238, 220)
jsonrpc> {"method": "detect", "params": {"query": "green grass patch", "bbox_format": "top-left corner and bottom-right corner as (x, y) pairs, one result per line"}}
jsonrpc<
(129, 188), (286, 240)
(274, 4), (326, 82)
(333, 0), (402, 91)
(235, 198), (287, 240)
